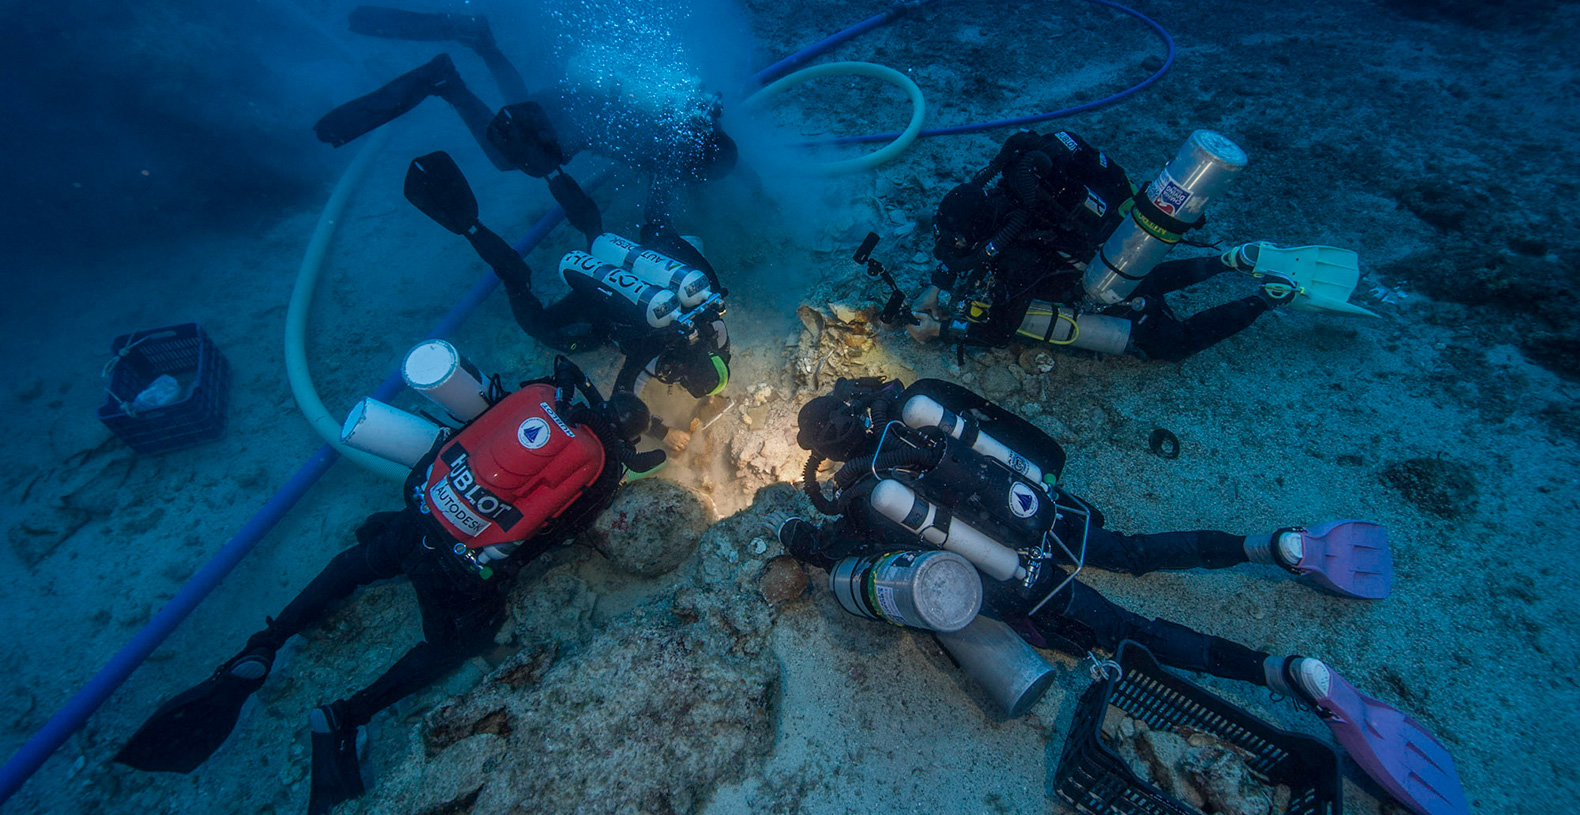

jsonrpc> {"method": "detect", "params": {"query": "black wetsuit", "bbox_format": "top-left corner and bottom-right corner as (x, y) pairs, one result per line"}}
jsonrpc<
(783, 514), (1271, 686)
(788, 376), (1275, 688)
(931, 129), (1274, 362)
(1101, 255), (1273, 362)
(246, 437), (602, 728)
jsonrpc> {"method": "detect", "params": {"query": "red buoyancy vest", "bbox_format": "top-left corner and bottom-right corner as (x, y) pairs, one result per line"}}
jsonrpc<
(422, 383), (606, 550)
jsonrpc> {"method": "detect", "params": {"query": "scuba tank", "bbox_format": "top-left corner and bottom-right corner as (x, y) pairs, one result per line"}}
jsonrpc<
(340, 398), (443, 468)
(934, 615), (1058, 717)
(830, 550), (982, 632)
(1082, 130), (1247, 305)
(402, 339), (490, 422)
(1013, 301), (1133, 356)
(589, 233), (713, 308)
(901, 394), (1046, 483)
(559, 251), (680, 329)
(869, 479), (1027, 582)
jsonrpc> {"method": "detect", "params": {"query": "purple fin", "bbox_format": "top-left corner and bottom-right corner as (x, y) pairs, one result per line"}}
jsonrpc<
(1296, 519), (1393, 599)
(1314, 667), (1468, 815)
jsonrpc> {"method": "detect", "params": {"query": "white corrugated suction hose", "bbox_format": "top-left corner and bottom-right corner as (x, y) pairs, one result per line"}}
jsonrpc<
(746, 61), (926, 175)
(284, 127), (411, 482)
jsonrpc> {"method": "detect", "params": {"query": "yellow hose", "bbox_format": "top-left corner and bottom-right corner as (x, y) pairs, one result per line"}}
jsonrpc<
(283, 128), (410, 482)
(746, 61), (926, 175)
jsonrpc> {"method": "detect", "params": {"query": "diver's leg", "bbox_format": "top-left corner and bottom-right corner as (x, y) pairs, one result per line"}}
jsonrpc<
(435, 81), (514, 171)
(1139, 255), (1225, 296)
(1037, 581), (1269, 684)
(258, 512), (410, 646)
(348, 6), (528, 101)
(1128, 296), (1271, 362)
(333, 547), (506, 725)
(1083, 527), (1248, 575)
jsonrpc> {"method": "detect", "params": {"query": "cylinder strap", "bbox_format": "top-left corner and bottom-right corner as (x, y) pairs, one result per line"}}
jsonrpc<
(1129, 190), (1206, 243)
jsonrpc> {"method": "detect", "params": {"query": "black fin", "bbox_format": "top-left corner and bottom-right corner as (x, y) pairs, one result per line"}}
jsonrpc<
(113, 658), (268, 774)
(404, 151), (479, 235)
(486, 102), (565, 177)
(314, 54), (460, 147)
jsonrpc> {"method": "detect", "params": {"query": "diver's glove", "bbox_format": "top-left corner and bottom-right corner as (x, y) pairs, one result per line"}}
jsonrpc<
(763, 513), (822, 564)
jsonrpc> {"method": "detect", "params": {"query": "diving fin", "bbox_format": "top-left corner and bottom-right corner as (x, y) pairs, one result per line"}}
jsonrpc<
(1284, 519), (1394, 600)
(404, 153), (535, 287)
(487, 102), (566, 178)
(348, 6), (492, 46)
(308, 704), (366, 815)
(547, 171), (604, 241)
(1230, 242), (1380, 317)
(1293, 659), (1468, 815)
(314, 54), (463, 148)
(404, 151), (480, 235)
(113, 653), (270, 773)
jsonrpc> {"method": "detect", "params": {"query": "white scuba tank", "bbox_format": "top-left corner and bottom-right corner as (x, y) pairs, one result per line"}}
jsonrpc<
(870, 479), (1026, 582)
(830, 550), (982, 632)
(402, 339), (490, 422)
(1082, 130), (1248, 304)
(558, 251), (680, 329)
(589, 233), (713, 308)
(341, 398), (443, 468)
(901, 395), (1045, 483)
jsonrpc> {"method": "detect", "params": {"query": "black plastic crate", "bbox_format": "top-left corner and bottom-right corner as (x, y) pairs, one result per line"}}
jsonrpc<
(1054, 641), (1341, 815)
(97, 323), (230, 454)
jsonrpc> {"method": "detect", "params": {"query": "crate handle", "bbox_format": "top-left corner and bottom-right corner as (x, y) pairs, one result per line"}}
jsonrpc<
(100, 333), (168, 416)
(1084, 653), (1123, 682)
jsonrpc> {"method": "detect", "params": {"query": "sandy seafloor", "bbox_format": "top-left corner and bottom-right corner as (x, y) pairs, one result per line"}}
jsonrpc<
(3, 1), (1579, 813)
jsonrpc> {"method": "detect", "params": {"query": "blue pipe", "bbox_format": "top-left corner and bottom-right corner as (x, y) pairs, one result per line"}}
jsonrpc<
(781, 0), (1174, 144)
(0, 203), (569, 805)
(751, 4), (906, 86)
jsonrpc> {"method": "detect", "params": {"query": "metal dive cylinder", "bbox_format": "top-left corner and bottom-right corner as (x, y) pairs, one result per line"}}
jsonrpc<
(402, 339), (490, 422)
(1014, 302), (1133, 356)
(588, 233), (713, 307)
(559, 251), (680, 329)
(830, 550), (982, 632)
(934, 615), (1058, 717)
(900, 394), (1045, 483)
(1082, 130), (1248, 305)
(869, 479), (1026, 581)
(340, 398), (443, 468)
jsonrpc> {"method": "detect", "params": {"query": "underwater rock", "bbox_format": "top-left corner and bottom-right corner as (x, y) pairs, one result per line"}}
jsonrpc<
(978, 363), (1020, 402)
(1102, 707), (1287, 815)
(1181, 743), (1274, 815)
(1380, 456), (1478, 519)
(1018, 348), (1056, 374)
(510, 571), (597, 648)
(375, 581), (776, 815)
(586, 479), (710, 577)
(758, 555), (808, 605)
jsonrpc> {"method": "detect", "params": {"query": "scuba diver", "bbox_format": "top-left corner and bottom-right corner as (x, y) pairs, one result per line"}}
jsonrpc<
(115, 356), (663, 815)
(403, 150), (730, 446)
(312, 5), (738, 235)
(905, 128), (1377, 361)
(771, 377), (1466, 815)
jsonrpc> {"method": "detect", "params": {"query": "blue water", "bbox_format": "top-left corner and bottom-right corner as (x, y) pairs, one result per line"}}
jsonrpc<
(2, 1), (1577, 813)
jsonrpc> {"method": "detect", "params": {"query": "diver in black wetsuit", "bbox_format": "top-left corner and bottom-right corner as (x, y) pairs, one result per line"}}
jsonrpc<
(765, 377), (1466, 815)
(907, 129), (1309, 362)
(401, 149), (730, 447)
(312, 6), (738, 232)
(115, 358), (661, 815)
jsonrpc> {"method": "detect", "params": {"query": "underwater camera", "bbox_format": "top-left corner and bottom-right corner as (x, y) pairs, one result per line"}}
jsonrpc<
(853, 232), (920, 327)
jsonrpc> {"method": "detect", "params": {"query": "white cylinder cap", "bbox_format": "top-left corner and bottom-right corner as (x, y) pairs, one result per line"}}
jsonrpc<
(403, 340), (461, 389)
